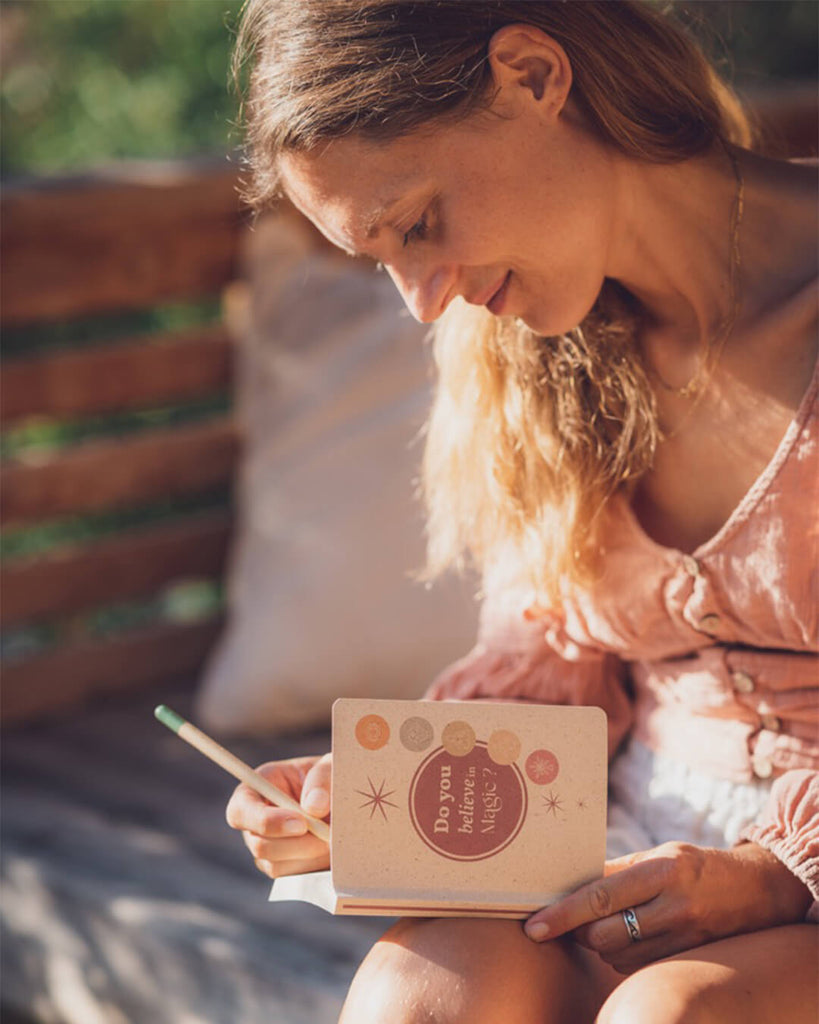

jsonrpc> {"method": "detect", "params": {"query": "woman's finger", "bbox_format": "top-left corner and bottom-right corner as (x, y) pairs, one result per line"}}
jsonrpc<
(242, 829), (328, 864)
(226, 783), (268, 832)
(572, 898), (665, 954)
(227, 784), (307, 835)
(300, 752), (333, 819)
(268, 853), (331, 879)
(525, 857), (667, 940)
(254, 851), (330, 880)
(254, 857), (276, 879)
(226, 755), (326, 833)
(603, 850), (648, 876)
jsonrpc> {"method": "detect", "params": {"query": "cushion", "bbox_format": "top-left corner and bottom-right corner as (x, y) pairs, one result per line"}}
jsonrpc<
(195, 212), (479, 735)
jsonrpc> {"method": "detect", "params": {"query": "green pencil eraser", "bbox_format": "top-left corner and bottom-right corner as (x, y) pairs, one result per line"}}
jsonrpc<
(154, 704), (185, 734)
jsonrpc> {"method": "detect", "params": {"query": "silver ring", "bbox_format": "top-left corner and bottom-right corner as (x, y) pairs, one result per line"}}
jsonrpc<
(622, 906), (642, 942)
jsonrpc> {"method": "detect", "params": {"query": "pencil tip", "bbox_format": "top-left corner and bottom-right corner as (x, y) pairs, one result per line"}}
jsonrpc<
(154, 704), (185, 734)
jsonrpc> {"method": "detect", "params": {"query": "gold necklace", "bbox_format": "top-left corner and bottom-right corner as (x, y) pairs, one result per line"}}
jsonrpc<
(653, 144), (745, 402)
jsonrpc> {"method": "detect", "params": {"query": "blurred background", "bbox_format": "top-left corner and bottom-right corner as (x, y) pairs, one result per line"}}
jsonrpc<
(1, 0), (243, 177)
(1, 0), (817, 179)
(2, 0), (245, 667)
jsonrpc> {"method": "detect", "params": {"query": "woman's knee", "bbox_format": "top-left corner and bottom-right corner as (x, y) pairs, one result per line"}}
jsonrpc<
(340, 917), (583, 1024)
(599, 926), (819, 1024)
(597, 961), (728, 1024)
(339, 920), (464, 1024)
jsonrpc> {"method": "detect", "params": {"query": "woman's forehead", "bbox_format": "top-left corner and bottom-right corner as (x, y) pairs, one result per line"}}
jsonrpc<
(281, 133), (426, 196)
(279, 138), (429, 246)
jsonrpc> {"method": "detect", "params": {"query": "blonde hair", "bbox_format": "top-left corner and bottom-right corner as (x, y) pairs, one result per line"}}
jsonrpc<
(235, 1), (752, 601)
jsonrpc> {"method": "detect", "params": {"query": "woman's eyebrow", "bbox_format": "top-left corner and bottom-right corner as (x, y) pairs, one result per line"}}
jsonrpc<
(364, 195), (411, 239)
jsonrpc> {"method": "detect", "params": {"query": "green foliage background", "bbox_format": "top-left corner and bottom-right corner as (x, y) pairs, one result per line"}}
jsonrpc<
(1, 0), (243, 176)
(1, 0), (816, 179)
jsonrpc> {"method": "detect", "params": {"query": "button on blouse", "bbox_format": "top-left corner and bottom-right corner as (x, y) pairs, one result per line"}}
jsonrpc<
(732, 671), (756, 694)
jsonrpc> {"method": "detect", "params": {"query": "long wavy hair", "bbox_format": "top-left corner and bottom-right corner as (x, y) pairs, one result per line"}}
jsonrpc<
(234, 0), (752, 601)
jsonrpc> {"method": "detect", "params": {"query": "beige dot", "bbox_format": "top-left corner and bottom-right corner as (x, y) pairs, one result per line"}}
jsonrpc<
(441, 720), (476, 757)
(487, 729), (521, 766)
(400, 716), (434, 752)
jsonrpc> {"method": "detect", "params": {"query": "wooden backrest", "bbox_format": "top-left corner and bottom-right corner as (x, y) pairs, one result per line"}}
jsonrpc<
(1, 161), (245, 724)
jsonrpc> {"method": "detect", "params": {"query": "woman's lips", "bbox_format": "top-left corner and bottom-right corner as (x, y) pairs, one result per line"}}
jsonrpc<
(486, 271), (512, 315)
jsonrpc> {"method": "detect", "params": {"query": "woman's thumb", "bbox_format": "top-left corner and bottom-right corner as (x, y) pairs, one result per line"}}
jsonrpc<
(300, 752), (332, 819)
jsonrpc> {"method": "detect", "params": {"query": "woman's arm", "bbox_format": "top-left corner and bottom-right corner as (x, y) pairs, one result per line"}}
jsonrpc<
(737, 769), (819, 922)
(425, 583), (633, 759)
(522, 836), (813, 974)
(522, 770), (818, 972)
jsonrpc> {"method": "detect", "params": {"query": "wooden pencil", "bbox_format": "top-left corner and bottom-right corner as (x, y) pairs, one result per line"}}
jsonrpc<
(154, 704), (331, 843)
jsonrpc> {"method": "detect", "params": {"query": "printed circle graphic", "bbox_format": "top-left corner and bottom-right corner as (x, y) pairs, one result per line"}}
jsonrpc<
(355, 714), (390, 751)
(525, 749), (559, 785)
(409, 742), (527, 861)
(487, 729), (521, 766)
(400, 716), (434, 752)
(441, 720), (476, 757)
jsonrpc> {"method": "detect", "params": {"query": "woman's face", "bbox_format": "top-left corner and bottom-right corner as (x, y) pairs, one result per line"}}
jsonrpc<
(280, 42), (615, 336)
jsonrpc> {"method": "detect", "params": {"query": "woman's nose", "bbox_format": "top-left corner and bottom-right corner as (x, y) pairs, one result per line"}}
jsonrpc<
(387, 261), (457, 323)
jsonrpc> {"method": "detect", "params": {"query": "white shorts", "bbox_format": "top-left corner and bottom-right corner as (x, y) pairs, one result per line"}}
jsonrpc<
(606, 738), (774, 860)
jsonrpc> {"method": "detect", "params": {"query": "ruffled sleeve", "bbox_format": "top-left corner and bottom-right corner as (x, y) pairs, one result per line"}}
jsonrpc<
(737, 769), (819, 922)
(424, 574), (633, 760)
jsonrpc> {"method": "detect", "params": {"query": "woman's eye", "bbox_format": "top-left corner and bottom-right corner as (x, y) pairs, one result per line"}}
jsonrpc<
(402, 216), (427, 247)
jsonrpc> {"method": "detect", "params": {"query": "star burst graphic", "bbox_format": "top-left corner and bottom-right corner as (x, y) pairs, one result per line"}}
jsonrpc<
(541, 790), (564, 817)
(356, 777), (398, 821)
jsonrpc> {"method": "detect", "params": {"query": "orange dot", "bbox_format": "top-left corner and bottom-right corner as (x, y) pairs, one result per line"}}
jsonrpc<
(487, 729), (521, 766)
(441, 720), (476, 757)
(355, 714), (390, 751)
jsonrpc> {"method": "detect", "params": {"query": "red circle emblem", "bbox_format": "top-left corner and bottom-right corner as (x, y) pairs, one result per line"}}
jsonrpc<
(408, 742), (527, 861)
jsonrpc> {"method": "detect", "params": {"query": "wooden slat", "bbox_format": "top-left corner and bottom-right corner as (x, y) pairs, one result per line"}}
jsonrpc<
(1, 162), (245, 326)
(0, 417), (239, 526)
(0, 618), (224, 725)
(1, 325), (233, 424)
(0, 512), (232, 627)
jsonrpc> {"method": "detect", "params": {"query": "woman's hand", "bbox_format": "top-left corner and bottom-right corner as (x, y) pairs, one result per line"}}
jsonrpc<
(225, 752), (332, 879)
(524, 840), (812, 974)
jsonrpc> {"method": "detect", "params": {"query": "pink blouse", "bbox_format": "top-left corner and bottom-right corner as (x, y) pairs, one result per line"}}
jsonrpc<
(427, 353), (819, 916)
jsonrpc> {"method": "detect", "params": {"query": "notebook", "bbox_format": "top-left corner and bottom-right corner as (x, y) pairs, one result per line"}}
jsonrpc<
(270, 698), (607, 918)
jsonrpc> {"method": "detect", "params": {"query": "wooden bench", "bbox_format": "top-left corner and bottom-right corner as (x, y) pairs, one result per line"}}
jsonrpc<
(1, 160), (243, 725)
(1, 87), (816, 1023)
(0, 160), (385, 1024)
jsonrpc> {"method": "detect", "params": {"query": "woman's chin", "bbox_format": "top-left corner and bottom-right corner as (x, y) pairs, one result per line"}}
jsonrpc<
(516, 311), (582, 337)
(516, 294), (602, 337)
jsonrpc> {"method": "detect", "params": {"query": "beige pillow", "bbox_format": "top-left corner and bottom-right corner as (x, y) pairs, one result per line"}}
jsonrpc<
(195, 214), (479, 735)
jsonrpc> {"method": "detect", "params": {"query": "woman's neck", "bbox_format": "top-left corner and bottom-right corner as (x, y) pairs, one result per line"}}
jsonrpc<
(606, 144), (817, 393)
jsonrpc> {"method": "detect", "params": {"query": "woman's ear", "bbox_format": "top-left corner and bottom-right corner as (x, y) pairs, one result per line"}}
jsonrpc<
(487, 24), (572, 120)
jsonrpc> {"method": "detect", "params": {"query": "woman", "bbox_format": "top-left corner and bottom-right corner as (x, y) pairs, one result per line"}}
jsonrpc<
(225, 2), (818, 1021)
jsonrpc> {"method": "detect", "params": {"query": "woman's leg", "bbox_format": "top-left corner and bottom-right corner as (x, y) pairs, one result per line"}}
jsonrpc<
(339, 916), (621, 1024)
(597, 924), (819, 1024)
